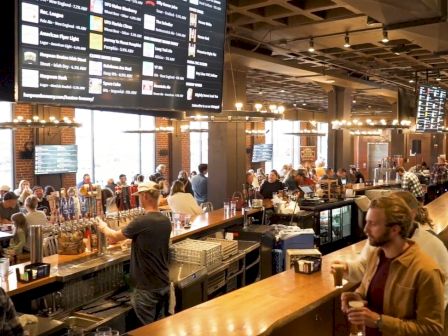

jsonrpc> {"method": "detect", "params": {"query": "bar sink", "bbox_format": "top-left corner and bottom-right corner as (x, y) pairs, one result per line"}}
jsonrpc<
(63, 313), (103, 330)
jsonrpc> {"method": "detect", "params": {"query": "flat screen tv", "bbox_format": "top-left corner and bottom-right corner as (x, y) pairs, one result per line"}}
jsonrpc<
(415, 85), (447, 132)
(252, 144), (273, 163)
(17, 0), (227, 113)
(35, 145), (78, 175)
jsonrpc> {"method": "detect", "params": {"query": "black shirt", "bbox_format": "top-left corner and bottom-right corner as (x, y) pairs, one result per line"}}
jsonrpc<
(0, 203), (20, 221)
(37, 198), (50, 214)
(259, 180), (284, 199)
(122, 212), (172, 291)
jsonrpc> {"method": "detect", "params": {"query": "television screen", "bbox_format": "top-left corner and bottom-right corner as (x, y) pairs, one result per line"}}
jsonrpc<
(415, 85), (447, 132)
(17, 0), (226, 113)
(252, 144), (273, 163)
(35, 145), (78, 175)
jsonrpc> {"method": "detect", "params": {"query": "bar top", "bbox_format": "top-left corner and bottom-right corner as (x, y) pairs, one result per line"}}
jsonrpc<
(128, 241), (365, 336)
(3, 208), (252, 296)
(426, 191), (448, 232)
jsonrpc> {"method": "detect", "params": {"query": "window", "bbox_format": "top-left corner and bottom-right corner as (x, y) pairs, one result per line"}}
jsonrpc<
(75, 109), (155, 185)
(0, 102), (13, 188)
(265, 120), (301, 171)
(317, 122), (329, 165)
(189, 121), (208, 173)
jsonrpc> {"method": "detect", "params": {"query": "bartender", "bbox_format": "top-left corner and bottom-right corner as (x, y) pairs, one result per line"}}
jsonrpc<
(97, 182), (171, 325)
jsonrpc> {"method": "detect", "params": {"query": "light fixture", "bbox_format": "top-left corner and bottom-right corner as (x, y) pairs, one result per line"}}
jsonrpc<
(409, 78), (415, 83)
(254, 103), (263, 112)
(332, 119), (411, 130)
(284, 129), (326, 137)
(350, 129), (382, 136)
(235, 102), (243, 111)
(343, 33), (351, 48)
(123, 126), (174, 134)
(436, 72), (442, 81)
(381, 30), (389, 43)
(3, 115), (81, 129)
(352, 98), (357, 104)
(302, 102), (307, 106)
(246, 129), (265, 136)
(181, 125), (208, 133)
(308, 37), (315, 53)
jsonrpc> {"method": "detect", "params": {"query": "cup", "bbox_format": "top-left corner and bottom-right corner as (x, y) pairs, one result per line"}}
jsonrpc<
(332, 264), (345, 287)
(96, 327), (112, 336)
(183, 214), (191, 228)
(223, 201), (230, 214)
(230, 201), (237, 214)
(348, 300), (365, 336)
(0, 258), (10, 278)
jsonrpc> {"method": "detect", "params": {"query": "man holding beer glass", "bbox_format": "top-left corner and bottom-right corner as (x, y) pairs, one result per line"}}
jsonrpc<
(341, 196), (445, 335)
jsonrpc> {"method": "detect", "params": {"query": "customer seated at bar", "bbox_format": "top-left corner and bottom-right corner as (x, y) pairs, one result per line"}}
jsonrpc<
(259, 170), (284, 199)
(14, 180), (32, 206)
(177, 170), (193, 195)
(334, 191), (448, 308)
(336, 168), (348, 185)
(341, 196), (445, 335)
(0, 192), (20, 224)
(256, 168), (266, 185)
(32, 185), (50, 215)
(0, 185), (10, 202)
(396, 166), (424, 202)
(349, 167), (364, 183)
(25, 195), (48, 226)
(150, 164), (166, 182)
(284, 169), (298, 191)
(167, 180), (203, 216)
(294, 170), (315, 188)
(7, 213), (27, 259)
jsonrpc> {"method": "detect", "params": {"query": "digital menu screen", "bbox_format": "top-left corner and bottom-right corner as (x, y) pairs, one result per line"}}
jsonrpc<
(416, 85), (447, 132)
(35, 145), (78, 175)
(252, 144), (273, 163)
(17, 0), (226, 113)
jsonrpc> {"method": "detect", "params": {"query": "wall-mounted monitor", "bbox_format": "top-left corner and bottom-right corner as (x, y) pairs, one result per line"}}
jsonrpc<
(252, 144), (273, 163)
(17, 0), (226, 113)
(415, 85), (447, 133)
(35, 145), (78, 175)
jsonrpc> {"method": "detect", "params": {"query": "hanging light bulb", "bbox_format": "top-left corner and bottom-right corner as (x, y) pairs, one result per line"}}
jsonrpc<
(308, 37), (315, 53)
(381, 30), (389, 43)
(436, 72), (442, 81)
(235, 102), (243, 111)
(343, 33), (351, 48)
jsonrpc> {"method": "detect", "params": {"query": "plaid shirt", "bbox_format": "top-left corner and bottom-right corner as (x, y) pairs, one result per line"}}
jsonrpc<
(0, 288), (24, 336)
(402, 172), (424, 198)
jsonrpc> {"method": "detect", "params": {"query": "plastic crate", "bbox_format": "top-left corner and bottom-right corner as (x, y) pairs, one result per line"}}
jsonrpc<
(205, 238), (238, 260)
(170, 239), (222, 269)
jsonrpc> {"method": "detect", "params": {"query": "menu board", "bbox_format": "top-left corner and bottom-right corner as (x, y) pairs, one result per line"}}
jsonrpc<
(17, 0), (226, 113)
(416, 85), (447, 132)
(35, 145), (78, 175)
(252, 144), (273, 163)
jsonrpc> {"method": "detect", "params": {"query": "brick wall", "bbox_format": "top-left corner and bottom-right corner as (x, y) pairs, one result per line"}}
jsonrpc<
(14, 104), (34, 186)
(60, 107), (76, 188)
(12, 104), (76, 189)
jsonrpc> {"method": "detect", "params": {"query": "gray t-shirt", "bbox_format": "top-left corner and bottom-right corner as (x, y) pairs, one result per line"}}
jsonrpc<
(0, 203), (20, 221)
(122, 212), (171, 291)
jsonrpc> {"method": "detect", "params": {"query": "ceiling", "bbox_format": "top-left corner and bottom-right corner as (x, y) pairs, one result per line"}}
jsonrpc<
(226, 0), (448, 115)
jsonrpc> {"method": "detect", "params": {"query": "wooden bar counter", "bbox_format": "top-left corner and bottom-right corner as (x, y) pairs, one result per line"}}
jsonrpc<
(128, 241), (365, 336)
(2, 208), (254, 296)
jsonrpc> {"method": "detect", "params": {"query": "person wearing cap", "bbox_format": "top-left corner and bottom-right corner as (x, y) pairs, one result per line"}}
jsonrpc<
(0, 192), (20, 224)
(97, 182), (171, 325)
(0, 185), (10, 201)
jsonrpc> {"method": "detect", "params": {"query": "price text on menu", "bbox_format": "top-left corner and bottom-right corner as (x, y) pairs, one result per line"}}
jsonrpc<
(18, 0), (226, 112)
